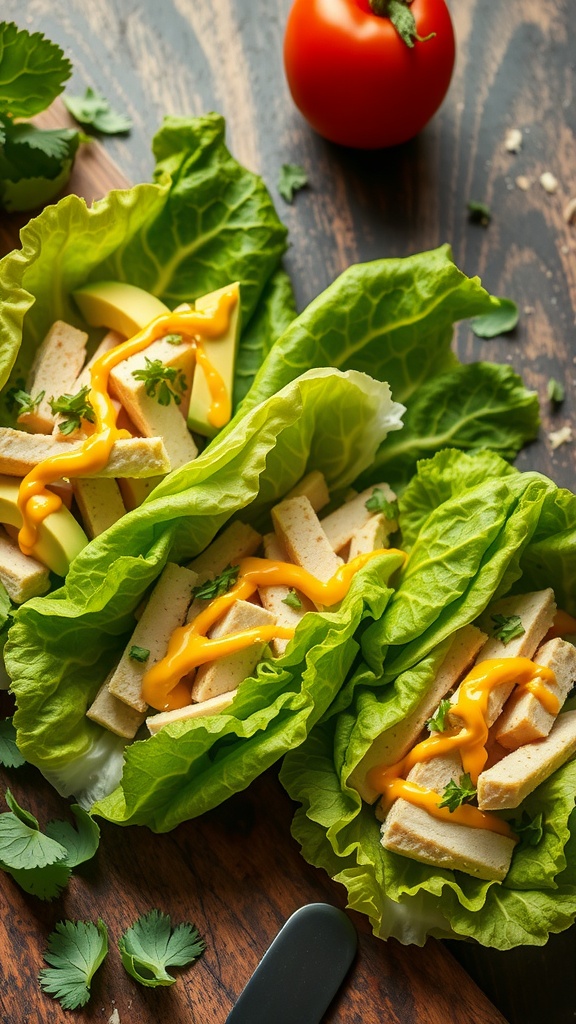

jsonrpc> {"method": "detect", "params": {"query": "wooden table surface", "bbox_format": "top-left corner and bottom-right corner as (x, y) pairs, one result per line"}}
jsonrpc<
(1, 2), (575, 1022)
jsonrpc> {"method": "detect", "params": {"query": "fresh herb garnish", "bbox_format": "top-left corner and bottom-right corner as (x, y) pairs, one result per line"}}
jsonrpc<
(282, 589), (302, 610)
(512, 810), (544, 848)
(49, 386), (95, 435)
(0, 22), (84, 212)
(118, 910), (205, 988)
(278, 163), (308, 203)
(192, 565), (240, 601)
(426, 698), (452, 733)
(365, 488), (398, 518)
(132, 358), (187, 406)
(11, 388), (45, 416)
(491, 613), (525, 645)
(164, 333), (184, 345)
(63, 86), (132, 135)
(0, 719), (26, 768)
(129, 645), (151, 663)
(471, 298), (519, 338)
(437, 773), (477, 812)
(547, 378), (565, 404)
(467, 199), (491, 226)
(39, 919), (109, 1010)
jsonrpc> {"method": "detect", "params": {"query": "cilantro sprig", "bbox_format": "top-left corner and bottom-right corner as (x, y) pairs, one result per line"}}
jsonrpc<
(278, 163), (308, 203)
(39, 919), (109, 1010)
(132, 358), (188, 406)
(0, 22), (80, 212)
(437, 773), (477, 812)
(10, 388), (45, 417)
(192, 565), (240, 601)
(0, 718), (26, 768)
(282, 589), (302, 610)
(63, 87), (132, 135)
(365, 487), (398, 519)
(426, 698), (452, 733)
(49, 385), (96, 434)
(118, 910), (205, 988)
(130, 645), (151, 663)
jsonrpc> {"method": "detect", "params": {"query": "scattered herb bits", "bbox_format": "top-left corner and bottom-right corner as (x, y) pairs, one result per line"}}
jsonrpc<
(437, 773), (477, 812)
(49, 386), (96, 434)
(467, 200), (491, 226)
(63, 86), (132, 135)
(426, 698), (452, 733)
(365, 488), (397, 519)
(491, 613), (525, 645)
(132, 358), (188, 406)
(130, 645), (151, 663)
(192, 565), (240, 601)
(278, 163), (308, 203)
(282, 589), (302, 610)
(547, 378), (565, 405)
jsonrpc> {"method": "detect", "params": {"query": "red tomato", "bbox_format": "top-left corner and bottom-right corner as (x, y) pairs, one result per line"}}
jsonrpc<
(283, 0), (456, 149)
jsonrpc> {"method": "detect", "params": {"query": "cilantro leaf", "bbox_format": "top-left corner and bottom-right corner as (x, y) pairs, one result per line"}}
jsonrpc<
(63, 87), (132, 135)
(11, 388), (45, 417)
(192, 564), (240, 600)
(0, 720), (26, 768)
(513, 810), (544, 848)
(39, 919), (109, 1010)
(5, 787), (39, 829)
(467, 199), (491, 226)
(129, 645), (150, 663)
(118, 910), (205, 988)
(8, 862), (71, 901)
(45, 805), (100, 869)
(49, 385), (95, 434)
(437, 773), (477, 813)
(282, 589), (302, 610)
(426, 698), (452, 733)
(0, 810), (68, 870)
(132, 358), (187, 406)
(0, 22), (72, 118)
(278, 163), (308, 203)
(471, 298), (519, 338)
(547, 378), (565, 404)
(6, 123), (76, 161)
(491, 612), (525, 645)
(364, 487), (398, 518)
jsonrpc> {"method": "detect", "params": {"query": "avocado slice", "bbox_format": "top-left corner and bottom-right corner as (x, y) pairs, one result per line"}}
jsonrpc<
(187, 282), (241, 438)
(73, 281), (170, 336)
(0, 476), (88, 576)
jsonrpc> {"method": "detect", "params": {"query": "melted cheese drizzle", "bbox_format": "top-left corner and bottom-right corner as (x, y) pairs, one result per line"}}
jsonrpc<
(367, 657), (558, 839)
(142, 548), (404, 712)
(17, 291), (237, 555)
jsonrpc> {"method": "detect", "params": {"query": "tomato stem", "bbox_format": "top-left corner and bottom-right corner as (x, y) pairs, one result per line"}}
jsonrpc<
(368, 0), (436, 48)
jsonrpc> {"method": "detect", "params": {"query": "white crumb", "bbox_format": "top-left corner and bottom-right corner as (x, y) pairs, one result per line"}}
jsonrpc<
(108, 1011), (120, 1024)
(548, 425), (573, 450)
(515, 175), (531, 191)
(540, 172), (559, 194)
(505, 128), (523, 153)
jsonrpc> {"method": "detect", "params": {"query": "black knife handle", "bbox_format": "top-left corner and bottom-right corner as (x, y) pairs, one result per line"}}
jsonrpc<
(225, 903), (358, 1024)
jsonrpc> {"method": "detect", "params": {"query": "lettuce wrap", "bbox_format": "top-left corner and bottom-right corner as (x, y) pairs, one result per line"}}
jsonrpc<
(280, 449), (576, 949)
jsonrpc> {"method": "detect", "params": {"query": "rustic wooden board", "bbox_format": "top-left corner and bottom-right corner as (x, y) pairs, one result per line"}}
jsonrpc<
(1, 1), (575, 1021)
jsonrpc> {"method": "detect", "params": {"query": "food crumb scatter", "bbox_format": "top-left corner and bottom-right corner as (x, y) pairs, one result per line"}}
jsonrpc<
(505, 128), (523, 153)
(108, 1011), (120, 1024)
(548, 425), (573, 450)
(515, 175), (531, 191)
(540, 172), (559, 194)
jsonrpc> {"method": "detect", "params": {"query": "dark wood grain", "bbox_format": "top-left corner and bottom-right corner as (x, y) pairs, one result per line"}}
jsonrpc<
(1, 2), (575, 1022)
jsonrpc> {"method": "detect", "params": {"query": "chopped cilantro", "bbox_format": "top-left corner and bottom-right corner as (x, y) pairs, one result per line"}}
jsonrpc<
(130, 645), (151, 663)
(49, 385), (95, 434)
(282, 589), (302, 610)
(192, 565), (240, 601)
(10, 388), (45, 417)
(39, 919), (109, 1009)
(365, 488), (398, 518)
(491, 613), (525, 645)
(278, 163), (308, 203)
(426, 698), (452, 733)
(132, 358), (187, 406)
(437, 773), (477, 812)
(547, 378), (565, 404)
(63, 86), (132, 135)
(467, 199), (491, 226)
(164, 333), (184, 345)
(118, 909), (205, 988)
(471, 298), (519, 338)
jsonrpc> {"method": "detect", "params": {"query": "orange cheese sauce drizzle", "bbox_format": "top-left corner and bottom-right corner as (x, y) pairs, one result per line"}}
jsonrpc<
(16, 290), (237, 555)
(367, 657), (557, 839)
(143, 548), (405, 712)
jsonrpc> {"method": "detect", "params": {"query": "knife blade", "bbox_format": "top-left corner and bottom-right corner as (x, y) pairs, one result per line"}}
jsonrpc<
(226, 903), (357, 1024)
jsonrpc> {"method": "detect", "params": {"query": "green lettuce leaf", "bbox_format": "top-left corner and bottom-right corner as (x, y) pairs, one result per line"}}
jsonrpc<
(0, 113), (290, 409)
(281, 449), (576, 949)
(7, 369), (403, 828)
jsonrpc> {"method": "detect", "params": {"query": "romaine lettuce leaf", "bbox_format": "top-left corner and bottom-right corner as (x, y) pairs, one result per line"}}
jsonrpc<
(7, 368), (404, 826)
(280, 448), (576, 948)
(0, 113), (290, 408)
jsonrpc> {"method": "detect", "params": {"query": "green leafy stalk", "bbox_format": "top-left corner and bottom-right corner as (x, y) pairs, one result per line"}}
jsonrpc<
(368, 0), (435, 47)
